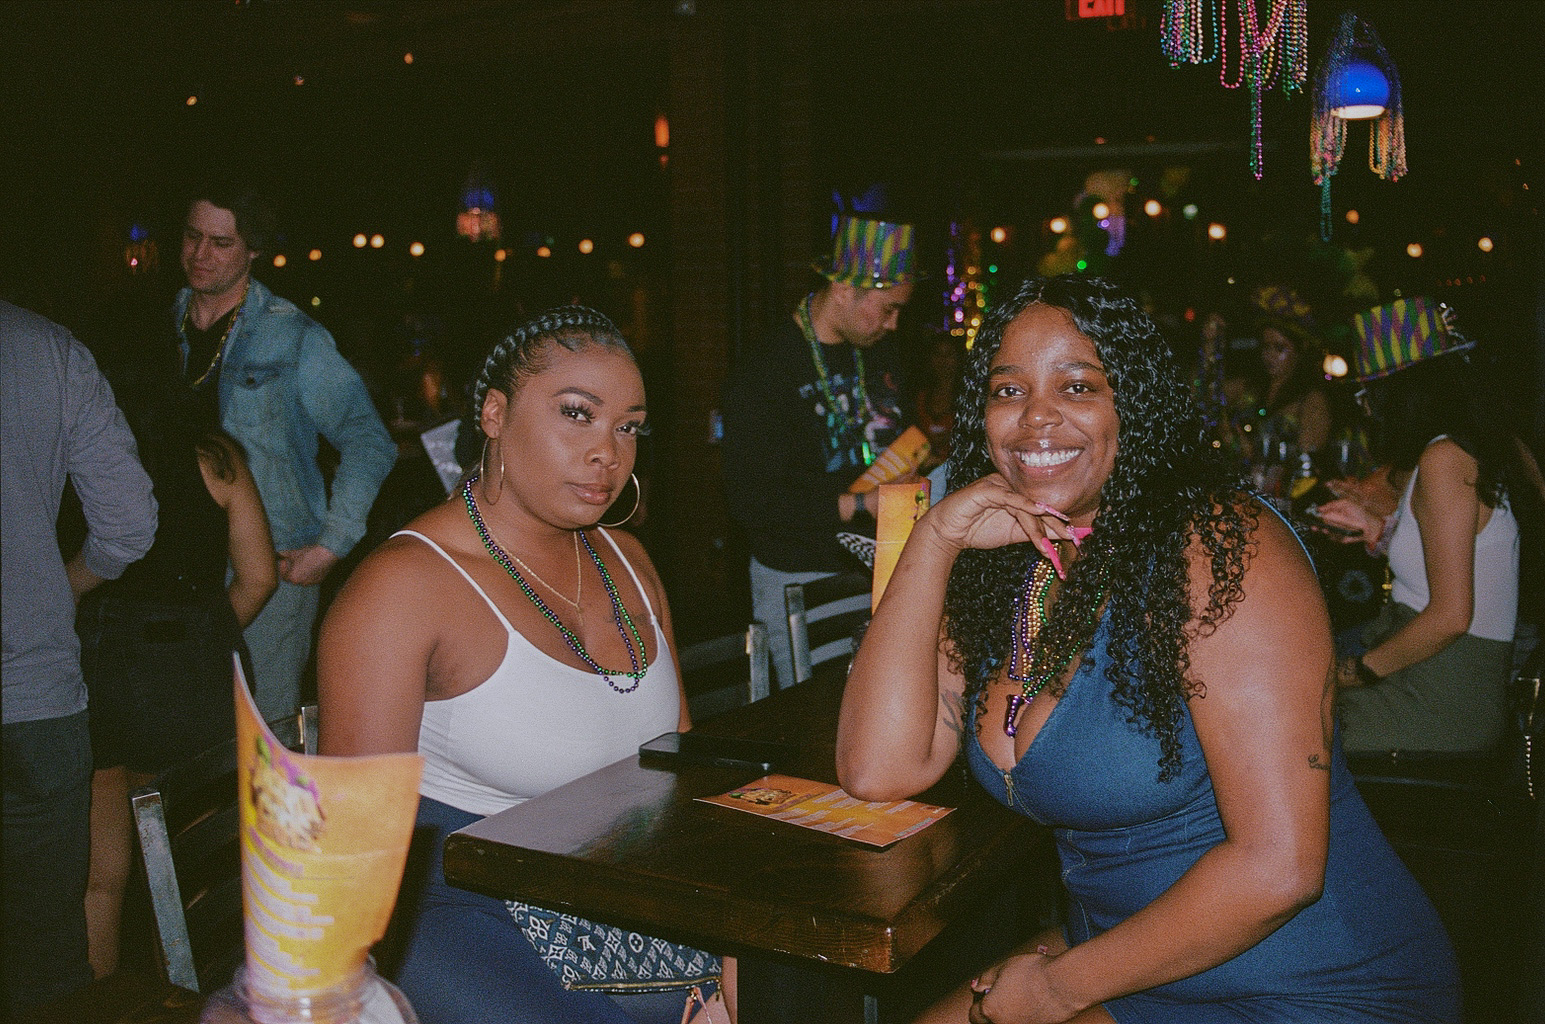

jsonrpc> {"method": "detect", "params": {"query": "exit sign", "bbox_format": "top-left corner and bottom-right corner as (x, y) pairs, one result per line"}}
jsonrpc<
(1067, 0), (1126, 17)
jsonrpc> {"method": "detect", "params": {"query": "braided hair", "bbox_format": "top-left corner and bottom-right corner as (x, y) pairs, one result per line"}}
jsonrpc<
(944, 276), (1255, 781)
(471, 305), (634, 437)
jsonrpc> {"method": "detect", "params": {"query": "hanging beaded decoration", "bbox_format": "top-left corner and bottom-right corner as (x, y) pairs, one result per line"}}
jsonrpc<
(1311, 12), (1406, 241)
(1003, 556), (1111, 737)
(1161, 0), (1308, 179)
(462, 474), (648, 692)
(796, 292), (876, 467)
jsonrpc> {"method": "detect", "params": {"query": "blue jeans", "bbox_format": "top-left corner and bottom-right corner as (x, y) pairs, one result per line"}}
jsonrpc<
(3, 710), (94, 1014)
(242, 578), (319, 722)
(394, 796), (692, 1024)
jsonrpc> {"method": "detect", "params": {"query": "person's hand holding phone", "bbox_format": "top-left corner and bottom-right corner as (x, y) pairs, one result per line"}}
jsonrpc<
(1306, 498), (1383, 544)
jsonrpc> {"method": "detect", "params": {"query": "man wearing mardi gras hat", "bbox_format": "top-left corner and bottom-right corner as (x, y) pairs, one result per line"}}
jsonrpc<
(722, 215), (918, 689)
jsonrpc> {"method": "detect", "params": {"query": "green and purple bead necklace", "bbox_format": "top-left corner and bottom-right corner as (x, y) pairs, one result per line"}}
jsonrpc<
(463, 474), (648, 692)
(797, 292), (875, 466)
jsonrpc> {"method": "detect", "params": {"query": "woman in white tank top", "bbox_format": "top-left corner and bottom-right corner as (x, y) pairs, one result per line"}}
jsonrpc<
(1315, 302), (1526, 754)
(317, 307), (731, 1024)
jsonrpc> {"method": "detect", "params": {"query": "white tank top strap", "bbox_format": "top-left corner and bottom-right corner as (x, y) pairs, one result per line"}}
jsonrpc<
(592, 527), (657, 623)
(390, 529), (517, 636)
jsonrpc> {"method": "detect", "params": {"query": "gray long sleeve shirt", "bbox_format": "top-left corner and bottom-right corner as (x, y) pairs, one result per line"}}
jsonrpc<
(2, 301), (157, 724)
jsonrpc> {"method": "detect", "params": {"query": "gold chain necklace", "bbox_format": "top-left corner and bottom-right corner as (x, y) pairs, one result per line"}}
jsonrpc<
(480, 516), (584, 613)
(182, 280), (250, 389)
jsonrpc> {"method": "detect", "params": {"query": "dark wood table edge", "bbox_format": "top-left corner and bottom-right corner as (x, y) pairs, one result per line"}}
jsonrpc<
(443, 750), (1047, 974)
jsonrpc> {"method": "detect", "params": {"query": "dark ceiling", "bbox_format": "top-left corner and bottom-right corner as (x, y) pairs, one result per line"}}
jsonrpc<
(2, 0), (1540, 314)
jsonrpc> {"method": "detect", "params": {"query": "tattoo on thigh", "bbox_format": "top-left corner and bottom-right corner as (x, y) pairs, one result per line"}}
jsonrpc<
(1307, 753), (1331, 771)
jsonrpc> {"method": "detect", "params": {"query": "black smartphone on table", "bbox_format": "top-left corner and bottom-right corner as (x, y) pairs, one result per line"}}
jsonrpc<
(638, 732), (797, 773)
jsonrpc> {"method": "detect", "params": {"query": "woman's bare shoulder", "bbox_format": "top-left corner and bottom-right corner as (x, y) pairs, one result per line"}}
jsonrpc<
(1186, 497), (1320, 620)
(1418, 436), (1478, 476)
(338, 504), (465, 601)
(596, 526), (663, 579)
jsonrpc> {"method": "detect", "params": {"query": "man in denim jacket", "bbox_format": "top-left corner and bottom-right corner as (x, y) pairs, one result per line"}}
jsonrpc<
(174, 186), (395, 721)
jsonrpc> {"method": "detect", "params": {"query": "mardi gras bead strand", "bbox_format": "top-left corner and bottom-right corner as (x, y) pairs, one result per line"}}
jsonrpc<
(1003, 556), (1110, 737)
(797, 292), (875, 466)
(463, 475), (648, 692)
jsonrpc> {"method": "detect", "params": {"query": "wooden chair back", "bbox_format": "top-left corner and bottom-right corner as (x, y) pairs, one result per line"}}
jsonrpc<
(678, 623), (771, 722)
(131, 711), (306, 993)
(785, 571), (872, 685)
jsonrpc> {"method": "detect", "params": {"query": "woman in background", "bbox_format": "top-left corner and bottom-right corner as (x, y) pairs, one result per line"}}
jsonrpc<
(1314, 299), (1522, 754)
(1242, 285), (1333, 465)
(80, 384), (276, 978)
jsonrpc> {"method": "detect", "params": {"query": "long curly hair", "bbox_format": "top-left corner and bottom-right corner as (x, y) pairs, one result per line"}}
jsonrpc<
(944, 276), (1255, 780)
(471, 305), (634, 438)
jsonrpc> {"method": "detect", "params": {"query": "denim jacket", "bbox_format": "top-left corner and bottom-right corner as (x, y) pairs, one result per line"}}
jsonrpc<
(174, 279), (395, 558)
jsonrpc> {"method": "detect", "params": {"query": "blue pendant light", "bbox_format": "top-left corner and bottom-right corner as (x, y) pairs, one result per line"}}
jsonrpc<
(1327, 58), (1390, 120)
(1312, 13), (1407, 239)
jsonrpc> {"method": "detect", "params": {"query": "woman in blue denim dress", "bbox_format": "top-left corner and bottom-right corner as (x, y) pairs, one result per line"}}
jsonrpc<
(836, 276), (1458, 1024)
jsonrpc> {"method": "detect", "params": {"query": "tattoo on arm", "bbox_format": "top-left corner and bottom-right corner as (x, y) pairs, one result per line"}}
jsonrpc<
(941, 691), (965, 739)
(1307, 753), (1331, 771)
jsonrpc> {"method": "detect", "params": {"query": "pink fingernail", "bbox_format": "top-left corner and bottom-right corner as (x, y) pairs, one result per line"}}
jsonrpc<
(1036, 944), (1051, 955)
(1069, 525), (1093, 547)
(1039, 538), (1065, 579)
(1035, 502), (1071, 522)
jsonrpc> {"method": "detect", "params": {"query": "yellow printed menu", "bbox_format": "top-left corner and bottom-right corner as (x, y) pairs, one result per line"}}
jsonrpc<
(234, 659), (423, 1000)
(872, 479), (931, 610)
(848, 425), (931, 493)
(697, 774), (953, 848)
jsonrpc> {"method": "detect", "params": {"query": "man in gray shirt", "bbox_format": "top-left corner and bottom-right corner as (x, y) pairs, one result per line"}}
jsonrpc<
(2, 300), (157, 1013)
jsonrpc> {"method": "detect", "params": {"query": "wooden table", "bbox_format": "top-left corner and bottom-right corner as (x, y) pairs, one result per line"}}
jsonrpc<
(443, 665), (1055, 1024)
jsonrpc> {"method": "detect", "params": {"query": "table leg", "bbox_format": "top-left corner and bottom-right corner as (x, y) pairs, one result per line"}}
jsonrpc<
(736, 957), (877, 1024)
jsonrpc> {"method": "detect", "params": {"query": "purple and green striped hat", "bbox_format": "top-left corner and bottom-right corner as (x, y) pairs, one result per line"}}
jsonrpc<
(1352, 297), (1473, 382)
(814, 215), (920, 289)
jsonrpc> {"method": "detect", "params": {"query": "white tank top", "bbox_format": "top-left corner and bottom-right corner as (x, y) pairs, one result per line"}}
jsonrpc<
(1387, 440), (1519, 643)
(397, 529), (681, 817)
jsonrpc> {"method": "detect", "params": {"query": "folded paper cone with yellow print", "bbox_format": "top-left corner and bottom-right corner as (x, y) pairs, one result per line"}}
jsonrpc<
(234, 658), (424, 1002)
(873, 480), (931, 611)
(849, 426), (931, 493)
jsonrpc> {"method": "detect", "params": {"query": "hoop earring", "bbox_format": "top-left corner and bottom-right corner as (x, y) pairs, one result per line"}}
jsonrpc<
(599, 473), (641, 528)
(480, 438), (505, 505)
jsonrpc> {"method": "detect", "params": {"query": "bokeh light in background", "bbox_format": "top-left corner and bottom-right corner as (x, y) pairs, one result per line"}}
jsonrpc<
(1048, 216), (1069, 234)
(369, 234), (384, 248)
(352, 234), (367, 248)
(1207, 222), (1226, 240)
(409, 241), (425, 257)
(628, 232), (645, 248)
